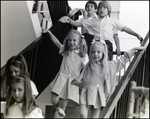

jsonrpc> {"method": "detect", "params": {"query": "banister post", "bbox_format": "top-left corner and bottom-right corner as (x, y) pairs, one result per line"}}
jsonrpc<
(126, 81), (149, 118)
(126, 81), (136, 118)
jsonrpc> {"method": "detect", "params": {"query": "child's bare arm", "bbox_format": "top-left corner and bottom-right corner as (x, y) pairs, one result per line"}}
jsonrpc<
(59, 16), (83, 27)
(122, 26), (143, 43)
(115, 46), (145, 73)
(133, 46), (146, 51)
(42, 29), (62, 49)
(113, 34), (121, 56)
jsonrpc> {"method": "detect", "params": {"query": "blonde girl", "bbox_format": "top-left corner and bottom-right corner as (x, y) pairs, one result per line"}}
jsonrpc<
(43, 29), (88, 118)
(59, 0), (121, 58)
(3, 75), (43, 118)
(59, 1), (100, 54)
(71, 41), (145, 118)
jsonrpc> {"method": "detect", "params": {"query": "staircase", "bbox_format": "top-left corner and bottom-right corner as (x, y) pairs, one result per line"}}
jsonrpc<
(45, 102), (80, 118)
(1, 1), (149, 118)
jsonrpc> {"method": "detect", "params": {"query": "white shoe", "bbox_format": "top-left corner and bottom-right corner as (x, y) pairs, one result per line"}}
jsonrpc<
(57, 107), (66, 116)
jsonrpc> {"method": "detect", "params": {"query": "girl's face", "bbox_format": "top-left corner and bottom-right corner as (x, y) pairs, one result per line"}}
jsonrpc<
(98, 6), (108, 18)
(9, 65), (21, 79)
(85, 3), (96, 15)
(11, 82), (25, 103)
(91, 45), (103, 63)
(68, 33), (80, 50)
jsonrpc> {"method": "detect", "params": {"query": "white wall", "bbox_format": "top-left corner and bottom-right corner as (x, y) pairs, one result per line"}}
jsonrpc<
(119, 1), (149, 51)
(1, 1), (41, 67)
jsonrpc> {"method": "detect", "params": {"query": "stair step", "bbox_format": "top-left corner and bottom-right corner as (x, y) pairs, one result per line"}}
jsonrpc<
(45, 105), (80, 118)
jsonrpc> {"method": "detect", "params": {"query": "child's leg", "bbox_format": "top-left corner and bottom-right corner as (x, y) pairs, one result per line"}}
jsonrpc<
(54, 99), (69, 118)
(80, 104), (90, 118)
(51, 92), (60, 107)
(105, 40), (113, 60)
(90, 107), (100, 118)
(58, 99), (69, 111)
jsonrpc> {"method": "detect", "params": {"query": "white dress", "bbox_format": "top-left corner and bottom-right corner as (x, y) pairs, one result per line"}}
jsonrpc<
(80, 49), (136, 109)
(2, 102), (43, 118)
(50, 45), (88, 104)
(30, 80), (39, 97)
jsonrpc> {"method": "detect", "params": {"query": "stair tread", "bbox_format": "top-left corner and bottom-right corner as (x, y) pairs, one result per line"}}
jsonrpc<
(45, 105), (80, 118)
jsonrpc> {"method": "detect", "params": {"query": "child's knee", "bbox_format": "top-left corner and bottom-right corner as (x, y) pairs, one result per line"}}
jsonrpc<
(51, 93), (59, 106)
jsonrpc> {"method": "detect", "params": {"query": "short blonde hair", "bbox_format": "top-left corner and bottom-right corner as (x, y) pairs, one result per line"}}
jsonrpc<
(98, 0), (111, 17)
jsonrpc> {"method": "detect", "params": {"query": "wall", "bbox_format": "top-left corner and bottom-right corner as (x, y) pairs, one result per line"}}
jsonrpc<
(1, 1), (41, 67)
(68, 1), (120, 19)
(68, 1), (149, 51)
(116, 1), (149, 51)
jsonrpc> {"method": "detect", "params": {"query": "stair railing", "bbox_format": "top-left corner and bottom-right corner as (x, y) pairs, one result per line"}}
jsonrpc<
(1, 2), (82, 96)
(126, 81), (149, 118)
(99, 31), (149, 118)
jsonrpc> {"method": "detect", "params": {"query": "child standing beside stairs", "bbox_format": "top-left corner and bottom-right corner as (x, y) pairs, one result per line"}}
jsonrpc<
(71, 41), (145, 118)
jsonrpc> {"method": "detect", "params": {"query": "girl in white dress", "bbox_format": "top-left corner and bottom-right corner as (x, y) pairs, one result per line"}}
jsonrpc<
(2, 75), (43, 118)
(71, 41), (145, 118)
(43, 29), (88, 118)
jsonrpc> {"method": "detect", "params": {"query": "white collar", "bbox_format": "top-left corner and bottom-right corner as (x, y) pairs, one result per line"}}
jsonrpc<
(99, 15), (109, 20)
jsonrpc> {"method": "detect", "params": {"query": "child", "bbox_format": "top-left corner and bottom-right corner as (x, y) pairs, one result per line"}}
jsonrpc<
(71, 41), (145, 118)
(59, 0), (100, 54)
(96, 0), (143, 60)
(2, 75), (43, 118)
(1, 54), (39, 100)
(59, 0), (121, 58)
(43, 29), (88, 118)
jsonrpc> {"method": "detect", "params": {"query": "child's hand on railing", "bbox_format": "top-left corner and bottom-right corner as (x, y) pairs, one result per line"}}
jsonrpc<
(133, 46), (146, 51)
(116, 48), (121, 56)
(136, 34), (143, 43)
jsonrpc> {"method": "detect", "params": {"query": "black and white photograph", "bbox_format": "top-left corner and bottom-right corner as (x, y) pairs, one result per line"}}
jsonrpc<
(1, 1), (149, 118)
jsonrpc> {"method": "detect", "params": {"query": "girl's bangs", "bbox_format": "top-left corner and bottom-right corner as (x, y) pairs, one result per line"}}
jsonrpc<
(10, 61), (22, 68)
(12, 76), (25, 84)
(99, 1), (109, 8)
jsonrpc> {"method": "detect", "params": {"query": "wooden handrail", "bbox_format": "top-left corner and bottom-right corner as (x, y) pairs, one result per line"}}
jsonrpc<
(99, 31), (149, 118)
